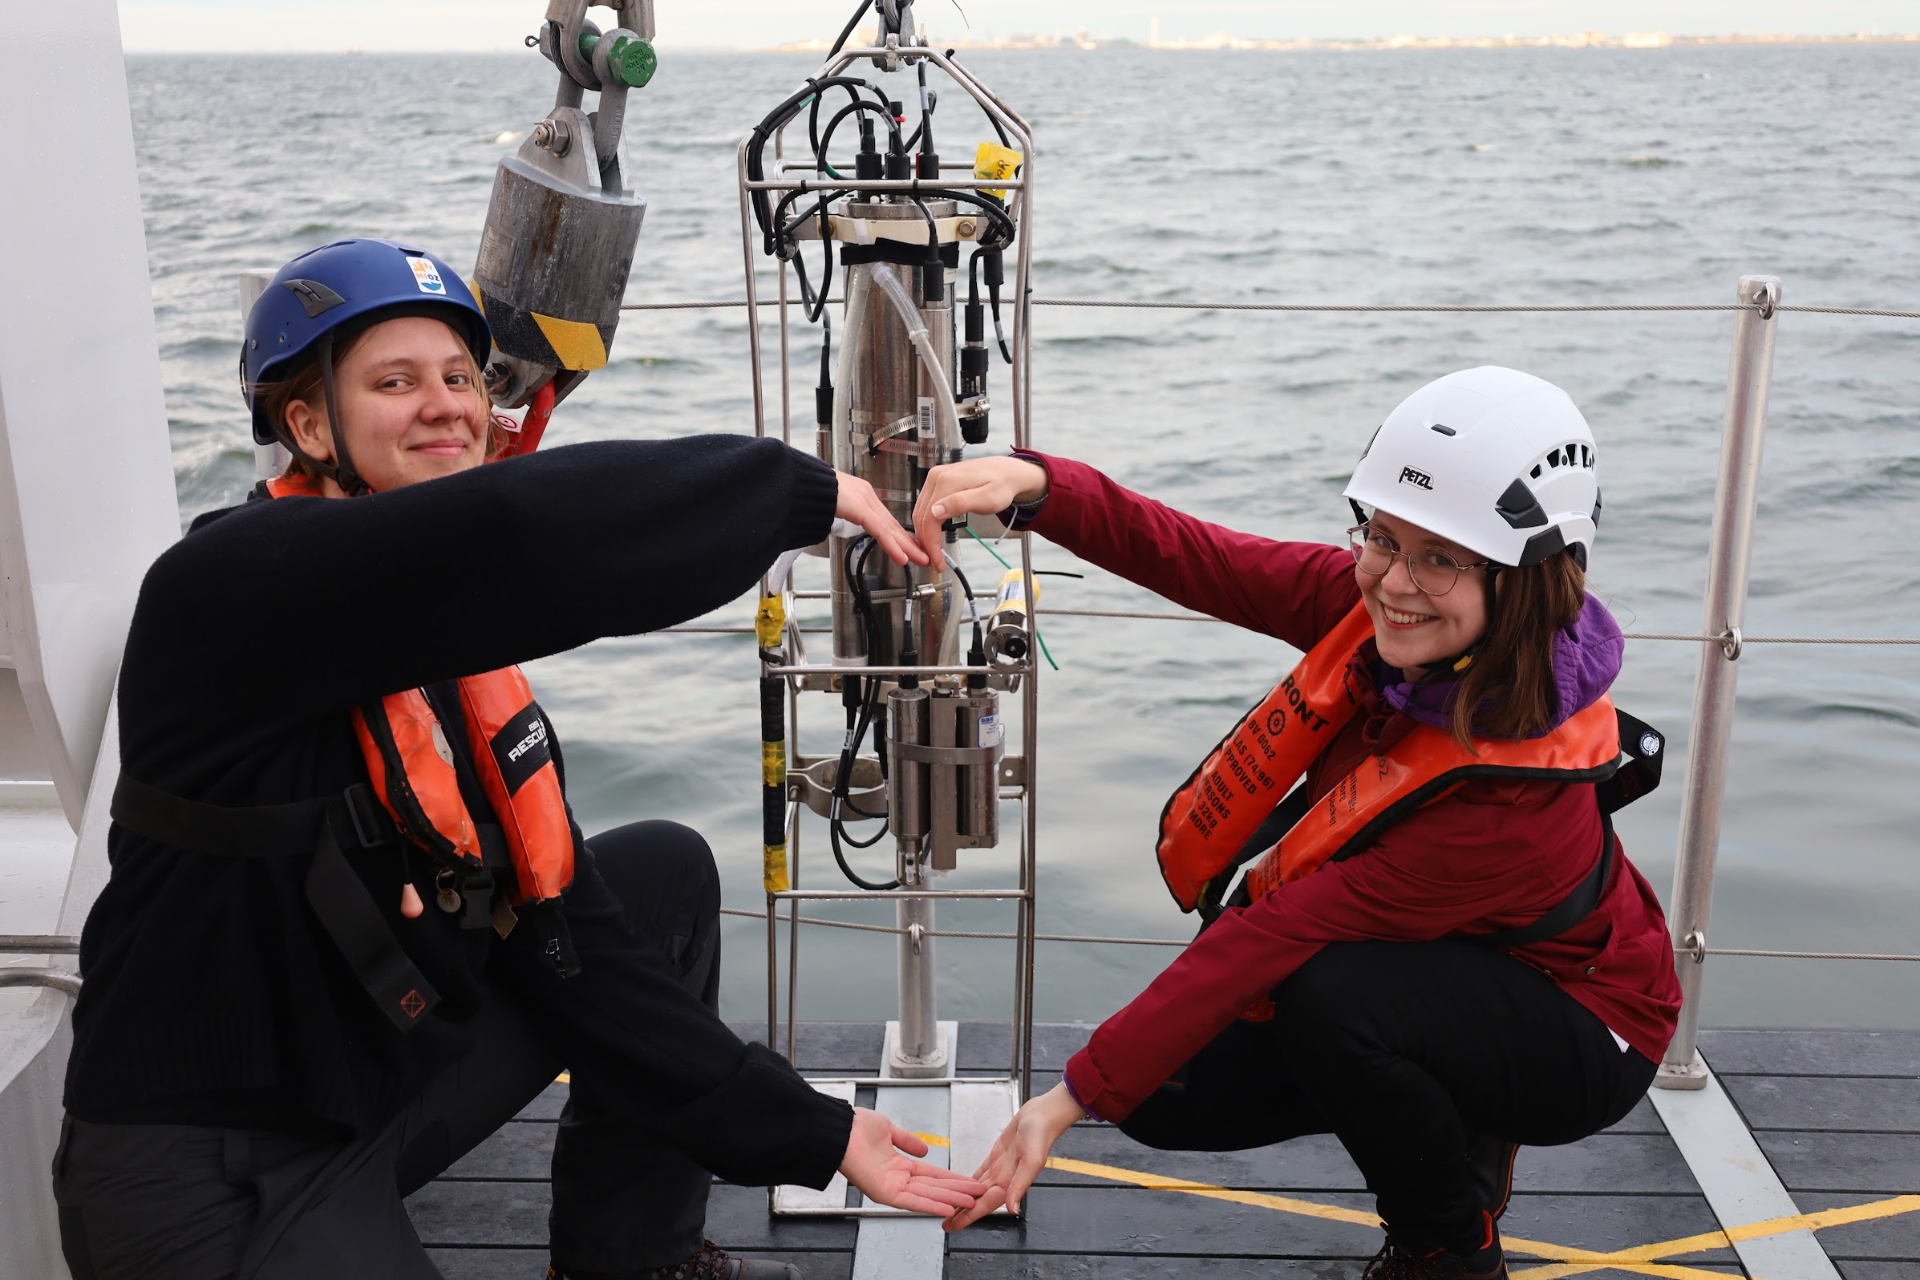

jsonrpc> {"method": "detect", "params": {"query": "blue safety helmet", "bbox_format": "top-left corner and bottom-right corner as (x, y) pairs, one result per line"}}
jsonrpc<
(241, 238), (491, 448)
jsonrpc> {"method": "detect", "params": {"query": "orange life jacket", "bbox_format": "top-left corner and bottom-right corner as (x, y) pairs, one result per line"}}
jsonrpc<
(265, 473), (575, 912)
(1156, 601), (1626, 916)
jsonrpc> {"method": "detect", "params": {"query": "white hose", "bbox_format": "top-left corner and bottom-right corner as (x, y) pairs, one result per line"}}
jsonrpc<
(831, 263), (873, 473)
(867, 263), (967, 452)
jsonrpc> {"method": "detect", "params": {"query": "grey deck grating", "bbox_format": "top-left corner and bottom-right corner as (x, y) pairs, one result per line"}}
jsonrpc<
(411, 1024), (1920, 1279)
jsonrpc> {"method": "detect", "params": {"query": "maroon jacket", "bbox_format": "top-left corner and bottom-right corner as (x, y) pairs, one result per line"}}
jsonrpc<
(1019, 453), (1683, 1124)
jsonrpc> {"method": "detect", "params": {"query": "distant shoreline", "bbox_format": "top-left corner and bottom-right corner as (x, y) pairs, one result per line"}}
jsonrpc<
(121, 34), (1920, 57)
(765, 31), (1920, 53)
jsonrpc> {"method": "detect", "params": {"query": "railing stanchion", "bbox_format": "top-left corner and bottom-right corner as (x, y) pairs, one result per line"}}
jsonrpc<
(1656, 274), (1782, 1090)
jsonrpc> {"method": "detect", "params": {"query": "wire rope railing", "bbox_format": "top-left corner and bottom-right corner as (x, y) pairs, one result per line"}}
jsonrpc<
(715, 908), (1920, 963)
(660, 612), (1920, 645)
(8, 923), (1919, 966)
(619, 297), (1920, 320)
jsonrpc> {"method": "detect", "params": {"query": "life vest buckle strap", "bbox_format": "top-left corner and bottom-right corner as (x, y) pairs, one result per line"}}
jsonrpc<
(474, 821), (513, 871)
(112, 773), (333, 859)
(303, 820), (442, 1033)
(1597, 709), (1665, 815)
(341, 783), (396, 849)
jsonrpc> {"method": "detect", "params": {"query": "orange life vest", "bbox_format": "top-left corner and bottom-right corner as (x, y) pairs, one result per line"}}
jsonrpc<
(1157, 601), (1626, 916)
(265, 473), (575, 912)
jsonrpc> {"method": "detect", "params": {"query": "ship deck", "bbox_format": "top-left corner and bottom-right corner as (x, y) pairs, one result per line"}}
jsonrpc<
(411, 1022), (1920, 1279)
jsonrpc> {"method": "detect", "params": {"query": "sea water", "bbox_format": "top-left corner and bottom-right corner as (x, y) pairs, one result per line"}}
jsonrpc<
(126, 44), (1920, 1030)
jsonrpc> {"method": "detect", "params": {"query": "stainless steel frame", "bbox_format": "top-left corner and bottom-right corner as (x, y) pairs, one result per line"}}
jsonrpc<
(734, 40), (1044, 1102)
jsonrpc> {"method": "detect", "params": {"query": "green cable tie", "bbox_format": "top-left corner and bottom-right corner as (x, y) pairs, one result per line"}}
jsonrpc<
(1034, 625), (1060, 672)
(964, 523), (1013, 569)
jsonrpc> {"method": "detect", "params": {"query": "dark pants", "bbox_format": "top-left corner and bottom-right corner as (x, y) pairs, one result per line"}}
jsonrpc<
(1118, 939), (1658, 1251)
(53, 820), (722, 1280)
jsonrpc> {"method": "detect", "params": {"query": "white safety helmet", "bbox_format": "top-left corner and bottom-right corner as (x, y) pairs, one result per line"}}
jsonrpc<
(1344, 366), (1599, 568)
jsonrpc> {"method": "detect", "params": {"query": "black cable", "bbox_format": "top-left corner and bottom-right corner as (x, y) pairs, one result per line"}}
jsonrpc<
(945, 558), (976, 617)
(946, 50), (1013, 148)
(827, 538), (899, 888)
(776, 191), (841, 322)
(807, 80), (867, 177)
(818, 98), (903, 160)
(911, 188), (1017, 248)
(747, 74), (871, 248)
(827, 0), (875, 59)
(840, 535), (892, 819)
(911, 60), (936, 159)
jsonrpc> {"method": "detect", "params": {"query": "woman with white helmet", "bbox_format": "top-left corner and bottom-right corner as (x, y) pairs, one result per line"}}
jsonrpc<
(918, 367), (1680, 1279)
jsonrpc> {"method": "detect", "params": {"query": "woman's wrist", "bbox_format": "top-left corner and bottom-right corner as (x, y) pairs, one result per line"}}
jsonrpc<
(1006, 454), (1051, 506)
(1039, 1080), (1088, 1131)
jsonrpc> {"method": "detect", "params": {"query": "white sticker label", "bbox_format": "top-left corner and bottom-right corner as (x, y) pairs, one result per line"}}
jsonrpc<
(977, 714), (1004, 749)
(917, 397), (935, 434)
(409, 255), (447, 295)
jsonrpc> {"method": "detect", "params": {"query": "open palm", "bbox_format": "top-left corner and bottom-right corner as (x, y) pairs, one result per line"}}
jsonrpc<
(840, 1107), (988, 1217)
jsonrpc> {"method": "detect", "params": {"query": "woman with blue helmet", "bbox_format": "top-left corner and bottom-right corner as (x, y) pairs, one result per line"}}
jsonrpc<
(52, 238), (983, 1280)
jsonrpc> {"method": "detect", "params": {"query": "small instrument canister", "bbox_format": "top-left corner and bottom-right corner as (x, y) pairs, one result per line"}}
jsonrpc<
(984, 567), (1039, 665)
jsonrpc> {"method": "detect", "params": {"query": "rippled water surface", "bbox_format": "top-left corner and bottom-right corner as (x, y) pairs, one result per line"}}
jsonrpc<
(127, 44), (1920, 1030)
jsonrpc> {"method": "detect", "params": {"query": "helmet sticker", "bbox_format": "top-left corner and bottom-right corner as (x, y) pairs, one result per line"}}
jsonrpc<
(408, 255), (447, 296)
(1397, 465), (1433, 490)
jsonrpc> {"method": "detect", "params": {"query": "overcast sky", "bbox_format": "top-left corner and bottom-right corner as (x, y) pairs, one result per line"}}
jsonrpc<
(117, 1), (1916, 52)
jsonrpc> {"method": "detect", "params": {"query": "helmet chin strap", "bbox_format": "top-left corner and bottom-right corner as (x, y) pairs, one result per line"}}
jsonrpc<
(1418, 564), (1503, 674)
(278, 333), (373, 497)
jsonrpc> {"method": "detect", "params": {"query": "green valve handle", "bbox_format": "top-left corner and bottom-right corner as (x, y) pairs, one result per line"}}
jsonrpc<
(579, 31), (657, 88)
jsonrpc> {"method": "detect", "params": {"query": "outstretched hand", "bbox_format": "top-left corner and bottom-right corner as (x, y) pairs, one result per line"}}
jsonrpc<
(836, 471), (930, 568)
(840, 1107), (989, 1218)
(943, 1081), (1085, 1231)
(911, 457), (1050, 564)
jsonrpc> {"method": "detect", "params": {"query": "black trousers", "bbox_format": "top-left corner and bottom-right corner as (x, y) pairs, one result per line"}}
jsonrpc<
(53, 820), (722, 1280)
(1118, 939), (1658, 1251)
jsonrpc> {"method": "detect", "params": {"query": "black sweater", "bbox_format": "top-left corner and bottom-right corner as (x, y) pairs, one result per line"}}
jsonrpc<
(65, 436), (851, 1190)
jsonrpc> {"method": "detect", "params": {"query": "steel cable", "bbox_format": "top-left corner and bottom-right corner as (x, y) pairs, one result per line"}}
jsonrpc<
(724, 911), (1920, 962)
(722, 906), (1187, 946)
(619, 298), (1919, 317)
(667, 617), (1919, 643)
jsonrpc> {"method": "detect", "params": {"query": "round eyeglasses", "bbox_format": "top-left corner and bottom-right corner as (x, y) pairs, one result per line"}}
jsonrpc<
(1346, 525), (1493, 597)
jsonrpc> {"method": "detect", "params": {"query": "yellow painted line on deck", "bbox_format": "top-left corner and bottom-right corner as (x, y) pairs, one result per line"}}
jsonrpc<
(908, 1130), (1920, 1280)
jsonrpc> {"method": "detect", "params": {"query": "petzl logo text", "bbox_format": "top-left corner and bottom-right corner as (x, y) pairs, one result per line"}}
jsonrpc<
(1398, 466), (1433, 490)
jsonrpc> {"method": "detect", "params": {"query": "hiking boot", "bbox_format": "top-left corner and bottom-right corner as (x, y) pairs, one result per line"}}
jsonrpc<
(547, 1243), (805, 1280)
(1463, 1131), (1520, 1221)
(1362, 1212), (1506, 1280)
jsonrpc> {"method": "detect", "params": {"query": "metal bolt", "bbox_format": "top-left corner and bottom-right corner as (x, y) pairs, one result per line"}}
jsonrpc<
(531, 118), (571, 156)
(956, 219), (978, 238)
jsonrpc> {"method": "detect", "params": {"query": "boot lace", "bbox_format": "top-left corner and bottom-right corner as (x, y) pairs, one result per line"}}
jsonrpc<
(1362, 1238), (1461, 1280)
(642, 1241), (736, 1280)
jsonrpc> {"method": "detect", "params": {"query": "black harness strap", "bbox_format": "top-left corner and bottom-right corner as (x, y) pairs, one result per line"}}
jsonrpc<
(1197, 784), (1317, 924)
(1469, 812), (1616, 949)
(111, 775), (442, 1033)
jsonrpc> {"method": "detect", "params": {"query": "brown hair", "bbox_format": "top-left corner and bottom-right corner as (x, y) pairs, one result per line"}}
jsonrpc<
(1447, 551), (1587, 748)
(255, 316), (497, 479)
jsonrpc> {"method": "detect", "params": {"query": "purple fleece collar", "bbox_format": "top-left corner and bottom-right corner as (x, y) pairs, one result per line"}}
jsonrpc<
(1371, 592), (1623, 738)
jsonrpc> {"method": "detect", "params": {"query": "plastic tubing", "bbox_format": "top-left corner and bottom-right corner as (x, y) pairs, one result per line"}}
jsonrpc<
(833, 260), (874, 473)
(867, 263), (965, 450)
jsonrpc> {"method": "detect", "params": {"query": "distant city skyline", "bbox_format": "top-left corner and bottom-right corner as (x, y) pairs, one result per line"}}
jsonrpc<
(116, 1), (1919, 52)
